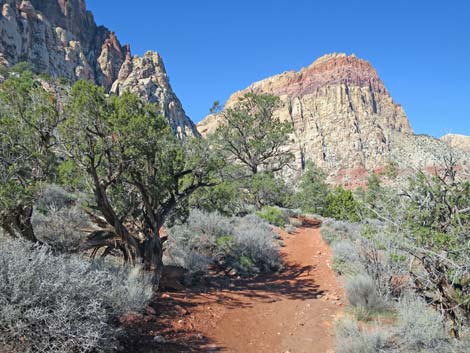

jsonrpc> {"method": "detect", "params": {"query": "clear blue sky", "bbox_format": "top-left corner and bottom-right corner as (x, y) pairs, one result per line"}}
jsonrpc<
(87, 0), (470, 137)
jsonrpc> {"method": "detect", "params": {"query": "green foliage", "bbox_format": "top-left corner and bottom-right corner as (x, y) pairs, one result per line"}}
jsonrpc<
(238, 255), (254, 270)
(325, 187), (361, 222)
(167, 210), (281, 274)
(190, 181), (241, 216)
(204, 93), (295, 211)
(399, 164), (470, 332)
(293, 162), (329, 214)
(365, 174), (382, 205)
(256, 206), (286, 227)
(216, 235), (236, 251)
(190, 170), (293, 215)
(383, 160), (399, 179)
(247, 172), (292, 209)
(0, 65), (8, 79)
(209, 100), (222, 114)
(0, 71), (63, 240)
(215, 92), (294, 175)
(404, 170), (470, 250)
(61, 80), (223, 278)
(7, 61), (33, 75)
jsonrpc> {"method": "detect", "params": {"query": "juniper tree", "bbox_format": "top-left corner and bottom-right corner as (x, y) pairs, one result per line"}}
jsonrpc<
(215, 92), (294, 175)
(0, 71), (64, 242)
(213, 92), (295, 209)
(61, 80), (222, 286)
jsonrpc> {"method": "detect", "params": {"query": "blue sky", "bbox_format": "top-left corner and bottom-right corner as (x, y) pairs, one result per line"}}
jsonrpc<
(87, 0), (470, 137)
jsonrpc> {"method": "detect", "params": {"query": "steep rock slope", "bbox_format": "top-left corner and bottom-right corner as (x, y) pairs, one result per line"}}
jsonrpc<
(0, 0), (198, 137)
(199, 53), (469, 186)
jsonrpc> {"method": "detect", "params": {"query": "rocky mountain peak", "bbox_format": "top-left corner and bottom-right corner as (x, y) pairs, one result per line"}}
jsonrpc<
(198, 53), (468, 186)
(225, 53), (391, 103)
(0, 0), (198, 137)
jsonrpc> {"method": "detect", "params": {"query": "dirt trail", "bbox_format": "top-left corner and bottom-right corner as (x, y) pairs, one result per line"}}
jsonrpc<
(123, 226), (344, 353)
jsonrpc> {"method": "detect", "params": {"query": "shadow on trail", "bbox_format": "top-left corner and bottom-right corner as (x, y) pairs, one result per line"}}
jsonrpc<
(120, 260), (325, 352)
(178, 259), (325, 310)
(120, 293), (224, 353)
(120, 222), (325, 352)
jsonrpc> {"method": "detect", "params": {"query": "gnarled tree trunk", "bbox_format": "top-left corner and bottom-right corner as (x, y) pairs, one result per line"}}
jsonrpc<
(1, 205), (38, 243)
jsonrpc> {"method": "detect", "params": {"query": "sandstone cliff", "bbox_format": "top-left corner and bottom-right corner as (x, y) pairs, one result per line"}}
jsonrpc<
(0, 0), (198, 137)
(441, 134), (470, 153)
(198, 53), (469, 186)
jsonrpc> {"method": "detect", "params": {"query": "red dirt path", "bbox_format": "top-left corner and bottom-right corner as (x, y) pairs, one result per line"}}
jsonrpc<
(121, 226), (344, 353)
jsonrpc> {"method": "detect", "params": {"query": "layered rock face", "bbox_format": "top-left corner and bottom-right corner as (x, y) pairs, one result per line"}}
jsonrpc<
(199, 53), (469, 186)
(0, 0), (198, 137)
(441, 134), (470, 153)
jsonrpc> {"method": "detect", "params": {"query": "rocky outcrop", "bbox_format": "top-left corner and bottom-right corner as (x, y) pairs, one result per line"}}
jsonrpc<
(441, 134), (470, 153)
(0, 0), (198, 137)
(199, 53), (469, 186)
(110, 51), (197, 137)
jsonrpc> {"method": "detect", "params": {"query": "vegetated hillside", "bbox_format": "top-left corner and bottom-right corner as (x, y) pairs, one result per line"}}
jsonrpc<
(198, 53), (470, 187)
(0, 0), (198, 137)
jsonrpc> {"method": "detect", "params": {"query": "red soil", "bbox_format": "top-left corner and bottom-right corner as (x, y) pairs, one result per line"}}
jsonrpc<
(121, 226), (344, 353)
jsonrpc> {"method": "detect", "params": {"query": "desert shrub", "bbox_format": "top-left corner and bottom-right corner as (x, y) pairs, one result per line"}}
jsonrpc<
(247, 172), (294, 209)
(31, 185), (90, 252)
(183, 208), (234, 238)
(189, 181), (242, 216)
(293, 162), (329, 214)
(321, 218), (409, 300)
(395, 296), (453, 352)
(166, 210), (281, 274)
(232, 217), (281, 272)
(334, 317), (391, 353)
(329, 163), (469, 349)
(256, 205), (287, 227)
(325, 187), (361, 222)
(165, 209), (234, 274)
(0, 239), (153, 353)
(356, 229), (411, 300)
(345, 275), (385, 319)
(32, 205), (89, 252)
(331, 240), (363, 275)
(321, 218), (362, 244)
(320, 227), (340, 244)
(453, 327), (470, 353)
(35, 184), (77, 213)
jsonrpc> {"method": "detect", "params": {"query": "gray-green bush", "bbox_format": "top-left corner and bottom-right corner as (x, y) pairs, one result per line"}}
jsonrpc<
(396, 296), (453, 352)
(0, 239), (153, 353)
(321, 218), (470, 352)
(334, 317), (391, 353)
(345, 275), (386, 318)
(32, 185), (90, 252)
(32, 205), (89, 252)
(166, 210), (281, 274)
(331, 240), (363, 275)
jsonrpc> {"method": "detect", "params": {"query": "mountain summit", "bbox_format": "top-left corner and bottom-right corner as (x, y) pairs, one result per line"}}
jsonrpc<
(199, 53), (468, 186)
(0, 0), (198, 137)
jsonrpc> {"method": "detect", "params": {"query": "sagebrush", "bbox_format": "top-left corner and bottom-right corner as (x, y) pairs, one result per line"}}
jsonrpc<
(166, 209), (281, 274)
(0, 239), (153, 353)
